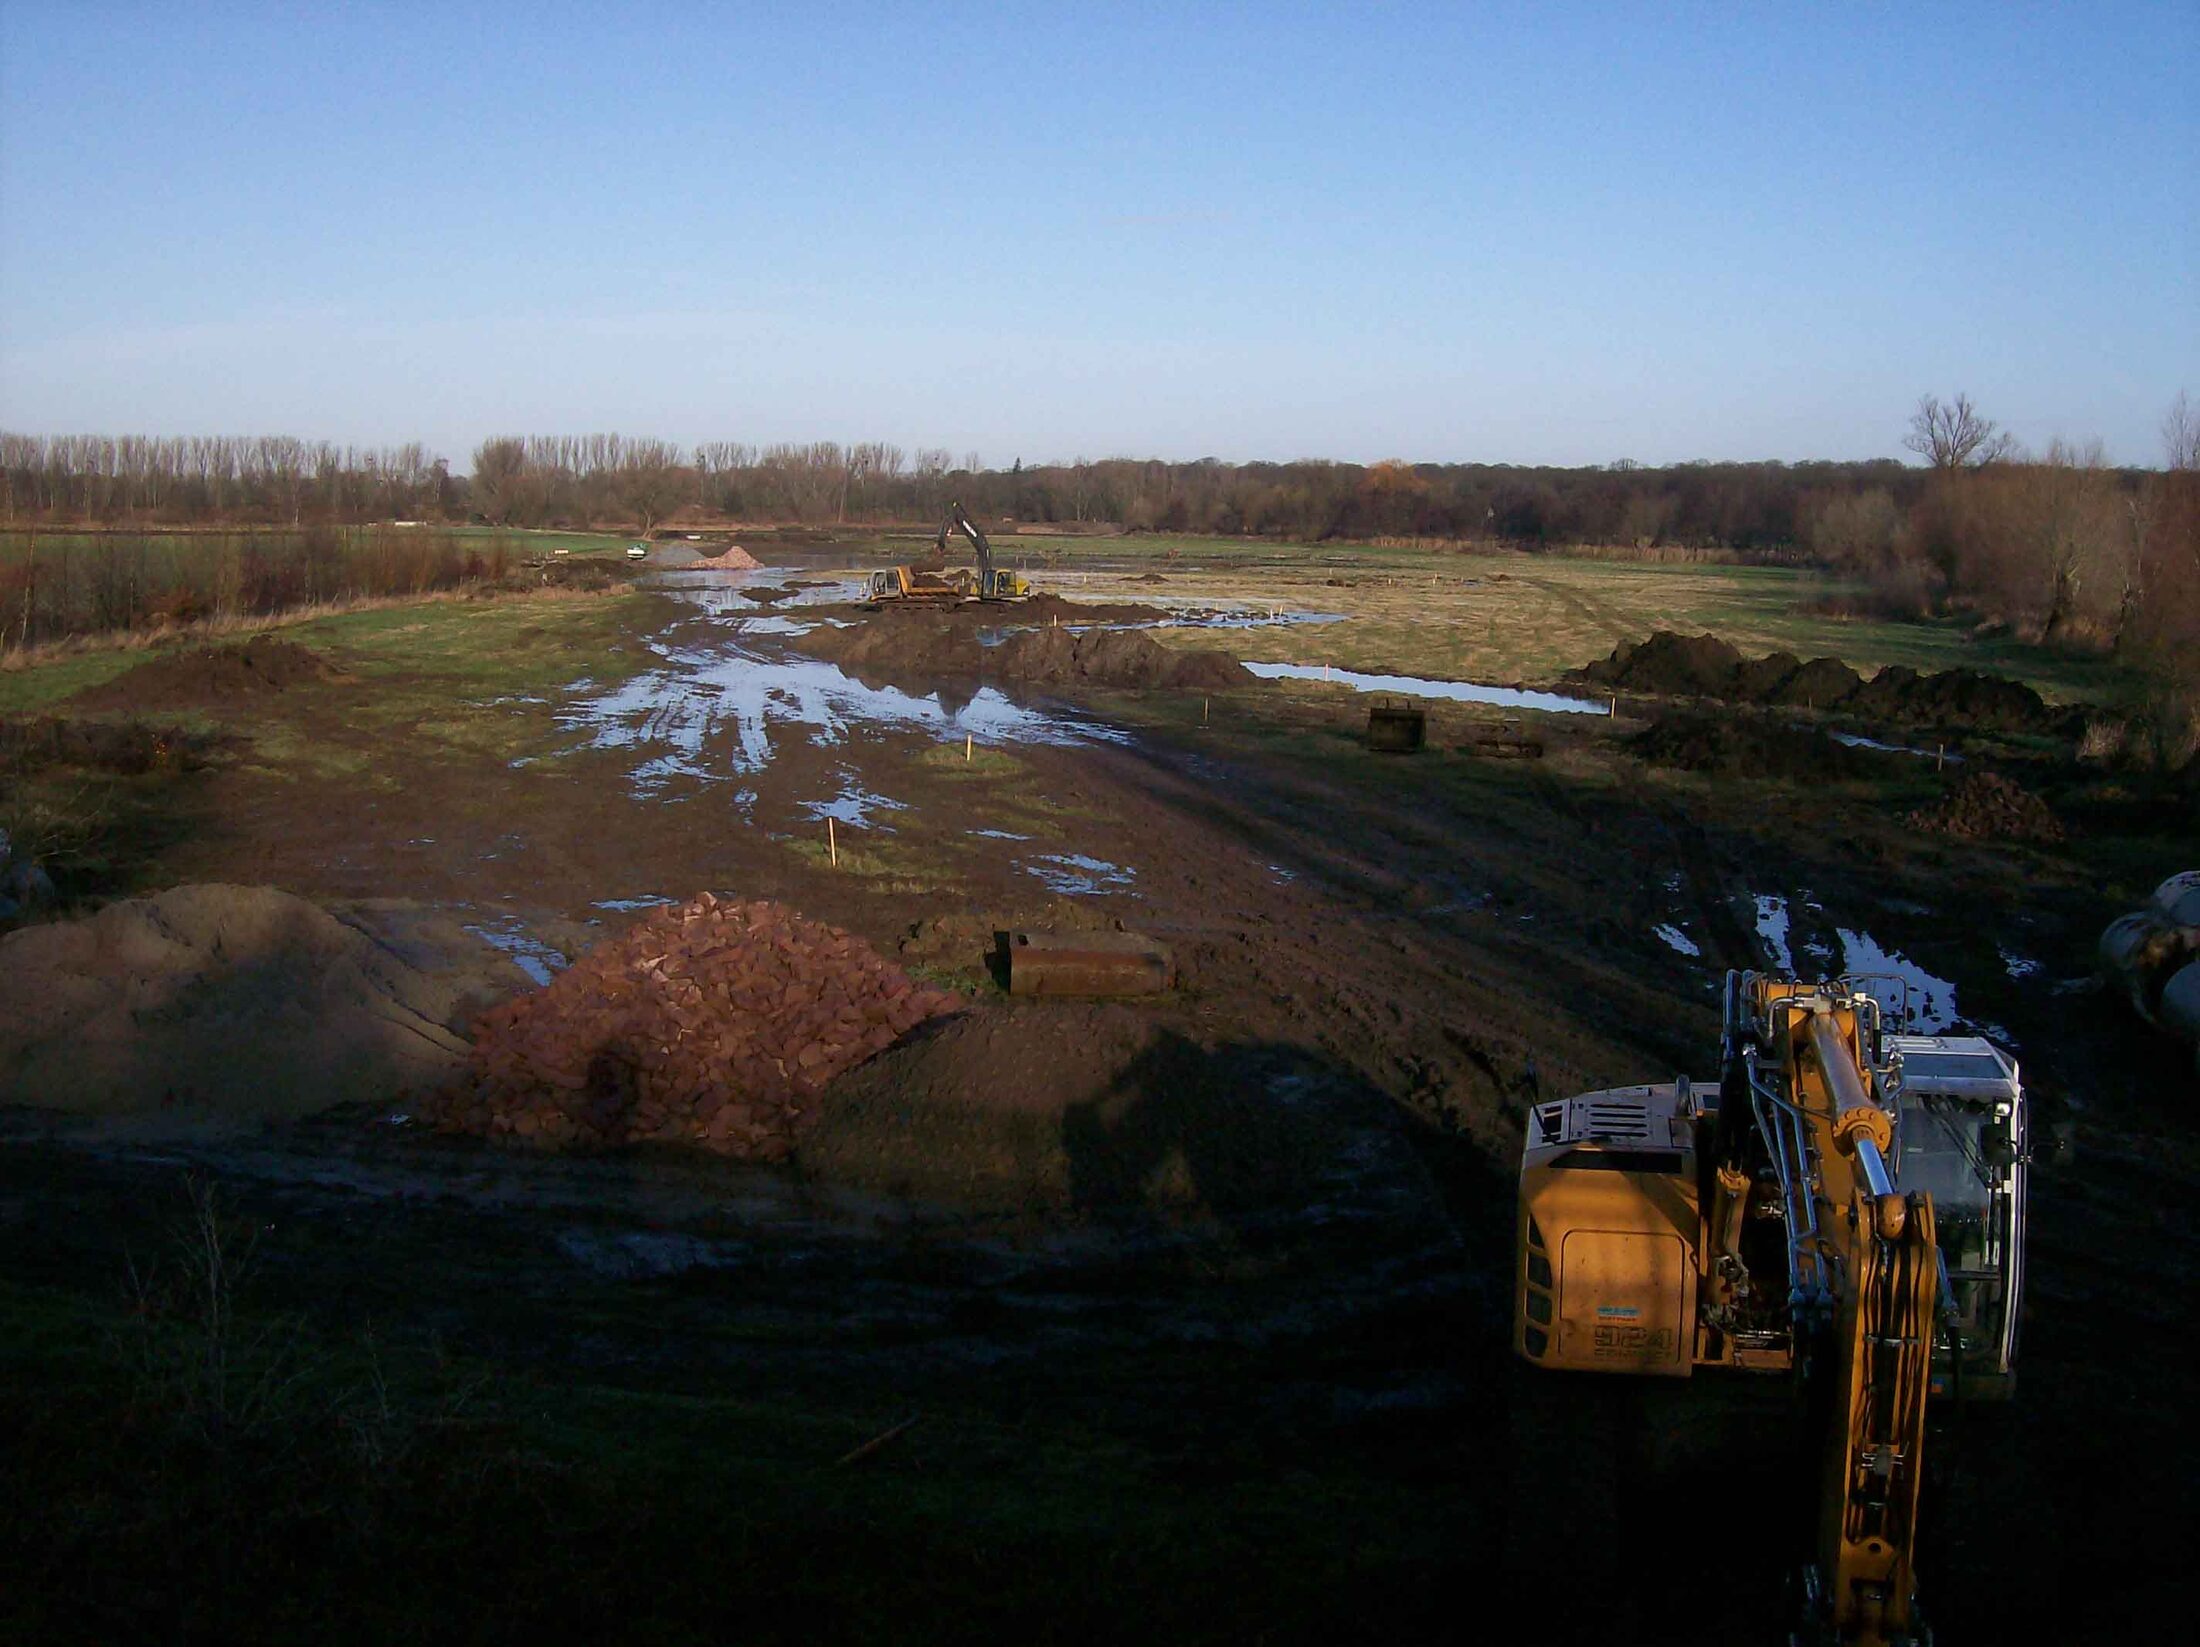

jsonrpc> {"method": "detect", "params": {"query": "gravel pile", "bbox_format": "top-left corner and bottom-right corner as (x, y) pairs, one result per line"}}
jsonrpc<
(421, 895), (960, 1157)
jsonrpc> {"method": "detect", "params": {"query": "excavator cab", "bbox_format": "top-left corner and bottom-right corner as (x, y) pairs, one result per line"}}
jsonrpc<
(1886, 1033), (2026, 1397)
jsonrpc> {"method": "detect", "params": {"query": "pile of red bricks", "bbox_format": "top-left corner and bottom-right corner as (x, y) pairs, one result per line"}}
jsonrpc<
(421, 894), (959, 1158)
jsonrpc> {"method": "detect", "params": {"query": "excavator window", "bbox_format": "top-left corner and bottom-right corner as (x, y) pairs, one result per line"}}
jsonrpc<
(1546, 1147), (1685, 1174)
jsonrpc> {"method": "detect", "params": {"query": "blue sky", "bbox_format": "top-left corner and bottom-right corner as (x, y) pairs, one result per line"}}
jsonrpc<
(1, 2), (2193, 468)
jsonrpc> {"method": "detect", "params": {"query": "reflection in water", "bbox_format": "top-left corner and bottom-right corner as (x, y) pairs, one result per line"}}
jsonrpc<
(1240, 662), (1610, 716)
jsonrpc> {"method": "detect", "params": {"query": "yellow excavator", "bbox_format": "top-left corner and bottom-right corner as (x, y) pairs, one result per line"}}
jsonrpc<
(867, 500), (1031, 604)
(1517, 970), (2027, 1645)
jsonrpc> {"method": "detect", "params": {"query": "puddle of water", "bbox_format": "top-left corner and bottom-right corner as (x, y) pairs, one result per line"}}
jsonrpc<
(463, 920), (567, 987)
(1240, 662), (1610, 716)
(1652, 922), (1702, 958)
(735, 614), (820, 637)
(2000, 946), (2042, 981)
(593, 896), (677, 913)
(1754, 895), (1795, 973)
(800, 773), (908, 828)
(563, 632), (1127, 794)
(1835, 928), (1961, 1034)
(1025, 853), (1136, 895)
(1830, 731), (1965, 763)
(972, 828), (1031, 841)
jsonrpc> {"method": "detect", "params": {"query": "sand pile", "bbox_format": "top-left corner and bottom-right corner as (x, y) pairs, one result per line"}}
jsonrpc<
(0, 884), (479, 1118)
(1905, 772), (2066, 843)
(1577, 631), (2064, 734)
(640, 543), (760, 570)
(420, 895), (961, 1158)
(72, 637), (349, 711)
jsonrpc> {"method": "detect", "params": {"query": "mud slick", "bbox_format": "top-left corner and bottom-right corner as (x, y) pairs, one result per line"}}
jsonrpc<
(0, 884), (480, 1118)
(420, 894), (962, 1159)
(801, 601), (1249, 691)
(71, 635), (351, 711)
(1906, 771), (2067, 844)
(1578, 630), (2069, 735)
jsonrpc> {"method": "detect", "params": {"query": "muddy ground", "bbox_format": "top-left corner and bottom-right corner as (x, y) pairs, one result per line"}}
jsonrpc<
(3, 559), (2195, 1645)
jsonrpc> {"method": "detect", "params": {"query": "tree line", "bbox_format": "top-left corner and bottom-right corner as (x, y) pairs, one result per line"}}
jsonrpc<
(3, 395), (2193, 679)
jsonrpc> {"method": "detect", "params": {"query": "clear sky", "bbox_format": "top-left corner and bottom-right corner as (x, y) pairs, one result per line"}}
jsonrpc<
(1, 2), (2193, 469)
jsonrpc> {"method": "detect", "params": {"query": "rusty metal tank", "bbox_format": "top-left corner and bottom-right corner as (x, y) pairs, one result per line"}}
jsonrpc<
(1365, 695), (1426, 753)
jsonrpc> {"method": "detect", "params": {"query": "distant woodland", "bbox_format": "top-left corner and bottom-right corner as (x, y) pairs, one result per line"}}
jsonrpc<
(5, 393), (2196, 703)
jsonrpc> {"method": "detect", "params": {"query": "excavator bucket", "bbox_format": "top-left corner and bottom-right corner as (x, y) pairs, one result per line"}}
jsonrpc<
(1005, 930), (1172, 997)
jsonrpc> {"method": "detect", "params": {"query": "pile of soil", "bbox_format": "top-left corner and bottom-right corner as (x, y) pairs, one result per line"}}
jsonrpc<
(641, 543), (761, 570)
(803, 606), (1247, 691)
(420, 894), (961, 1158)
(1905, 772), (2067, 844)
(0, 716), (227, 777)
(71, 637), (349, 712)
(991, 627), (1248, 691)
(1627, 711), (1886, 780)
(1577, 631), (2064, 734)
(691, 544), (761, 570)
(0, 884), (483, 1118)
(799, 1004), (1413, 1218)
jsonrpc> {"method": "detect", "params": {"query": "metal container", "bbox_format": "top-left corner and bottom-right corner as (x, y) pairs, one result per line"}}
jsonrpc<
(1366, 695), (1426, 753)
(2100, 911), (2185, 1023)
(1006, 930), (1173, 997)
(2159, 960), (2200, 1049)
(2153, 870), (2200, 931)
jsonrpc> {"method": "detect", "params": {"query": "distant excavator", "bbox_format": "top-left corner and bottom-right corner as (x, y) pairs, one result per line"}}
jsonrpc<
(867, 501), (1031, 604)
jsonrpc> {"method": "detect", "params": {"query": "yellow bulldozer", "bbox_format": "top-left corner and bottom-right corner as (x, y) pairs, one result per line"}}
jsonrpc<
(1517, 970), (2027, 1645)
(868, 501), (1030, 604)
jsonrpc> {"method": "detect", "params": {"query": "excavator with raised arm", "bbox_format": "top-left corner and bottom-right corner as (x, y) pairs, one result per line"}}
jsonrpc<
(1515, 970), (2028, 1645)
(867, 500), (1030, 604)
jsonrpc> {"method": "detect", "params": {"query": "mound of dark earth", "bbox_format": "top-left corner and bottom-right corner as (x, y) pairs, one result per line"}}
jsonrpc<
(1578, 630), (2067, 734)
(0, 716), (229, 777)
(991, 627), (1247, 690)
(71, 636), (349, 711)
(801, 604), (1246, 690)
(800, 1002), (1440, 1226)
(1906, 772), (2067, 844)
(1627, 712), (1888, 780)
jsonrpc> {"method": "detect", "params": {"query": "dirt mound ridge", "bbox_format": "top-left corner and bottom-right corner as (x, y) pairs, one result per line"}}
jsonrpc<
(0, 884), (476, 1118)
(73, 636), (348, 711)
(0, 716), (228, 777)
(420, 895), (961, 1158)
(992, 627), (1248, 690)
(1906, 772), (2066, 843)
(1577, 630), (2062, 734)
(1627, 712), (1886, 780)
(800, 1006), (1414, 1217)
(804, 607), (1246, 690)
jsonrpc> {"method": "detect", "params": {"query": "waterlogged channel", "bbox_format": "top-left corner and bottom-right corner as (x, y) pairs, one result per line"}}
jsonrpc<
(1240, 662), (1612, 716)
(562, 575), (1130, 796)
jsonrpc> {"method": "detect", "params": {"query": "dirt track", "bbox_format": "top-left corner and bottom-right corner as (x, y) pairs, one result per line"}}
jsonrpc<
(4, 566), (2196, 1643)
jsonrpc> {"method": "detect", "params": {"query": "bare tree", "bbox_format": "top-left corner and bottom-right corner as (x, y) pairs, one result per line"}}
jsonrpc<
(1904, 393), (2018, 469)
(470, 437), (528, 526)
(2165, 391), (2198, 472)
